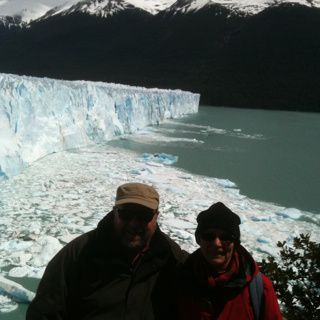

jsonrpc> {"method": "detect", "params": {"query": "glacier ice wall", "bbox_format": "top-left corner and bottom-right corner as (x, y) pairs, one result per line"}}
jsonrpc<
(0, 73), (199, 178)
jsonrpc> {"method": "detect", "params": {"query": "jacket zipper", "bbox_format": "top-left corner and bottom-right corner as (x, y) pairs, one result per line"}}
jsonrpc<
(122, 252), (145, 320)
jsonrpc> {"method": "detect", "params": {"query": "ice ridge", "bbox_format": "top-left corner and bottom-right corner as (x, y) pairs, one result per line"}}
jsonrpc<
(0, 73), (199, 179)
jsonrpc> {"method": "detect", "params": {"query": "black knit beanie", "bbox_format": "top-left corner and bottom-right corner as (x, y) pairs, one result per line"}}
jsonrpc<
(195, 202), (241, 244)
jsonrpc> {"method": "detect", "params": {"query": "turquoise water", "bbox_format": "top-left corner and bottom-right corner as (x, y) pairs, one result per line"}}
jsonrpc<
(109, 105), (320, 214)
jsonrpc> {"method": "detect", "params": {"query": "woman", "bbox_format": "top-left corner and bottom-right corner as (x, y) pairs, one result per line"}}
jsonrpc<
(178, 202), (282, 320)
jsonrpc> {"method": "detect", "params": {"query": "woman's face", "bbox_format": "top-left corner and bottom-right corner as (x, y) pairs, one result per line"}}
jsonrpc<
(198, 228), (235, 272)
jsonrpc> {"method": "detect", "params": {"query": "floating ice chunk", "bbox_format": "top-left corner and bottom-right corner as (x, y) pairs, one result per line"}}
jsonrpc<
(125, 132), (204, 144)
(145, 162), (163, 167)
(130, 169), (143, 175)
(0, 239), (33, 252)
(59, 233), (81, 244)
(3, 252), (33, 267)
(255, 244), (279, 258)
(0, 294), (17, 313)
(214, 178), (237, 188)
(162, 185), (185, 195)
(298, 213), (320, 226)
(165, 219), (195, 229)
(29, 236), (63, 267)
(172, 229), (194, 241)
(8, 265), (44, 279)
(134, 167), (155, 175)
(27, 221), (42, 235)
(178, 174), (193, 180)
(0, 274), (35, 303)
(257, 237), (271, 244)
(199, 124), (264, 140)
(140, 153), (178, 165)
(251, 215), (272, 222)
(205, 127), (227, 134)
(231, 132), (265, 140)
(8, 266), (33, 278)
(276, 208), (303, 220)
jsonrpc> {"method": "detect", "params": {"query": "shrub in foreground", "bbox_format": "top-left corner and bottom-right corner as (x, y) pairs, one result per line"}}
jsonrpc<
(260, 233), (320, 320)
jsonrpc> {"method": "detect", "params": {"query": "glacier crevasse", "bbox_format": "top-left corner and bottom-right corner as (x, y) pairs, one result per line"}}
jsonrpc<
(0, 73), (200, 178)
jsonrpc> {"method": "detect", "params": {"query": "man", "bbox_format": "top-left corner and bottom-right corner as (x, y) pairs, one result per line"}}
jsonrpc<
(27, 182), (187, 320)
(178, 202), (282, 320)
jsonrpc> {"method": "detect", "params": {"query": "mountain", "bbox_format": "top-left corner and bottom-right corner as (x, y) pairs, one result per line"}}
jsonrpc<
(0, 0), (68, 24)
(0, 1), (320, 111)
(40, 0), (140, 20)
(1, 0), (320, 23)
(0, 0), (176, 23)
(165, 0), (320, 15)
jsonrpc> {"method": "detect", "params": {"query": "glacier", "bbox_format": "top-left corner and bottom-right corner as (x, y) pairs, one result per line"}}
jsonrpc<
(0, 73), (199, 179)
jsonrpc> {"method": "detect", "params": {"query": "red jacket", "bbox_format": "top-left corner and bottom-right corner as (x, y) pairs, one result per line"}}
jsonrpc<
(178, 246), (282, 320)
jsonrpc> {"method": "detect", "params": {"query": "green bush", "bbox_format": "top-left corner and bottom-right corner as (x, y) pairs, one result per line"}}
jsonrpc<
(260, 233), (320, 320)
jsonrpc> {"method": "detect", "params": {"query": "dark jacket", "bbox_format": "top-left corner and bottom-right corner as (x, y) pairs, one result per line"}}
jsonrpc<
(178, 246), (282, 320)
(26, 211), (187, 320)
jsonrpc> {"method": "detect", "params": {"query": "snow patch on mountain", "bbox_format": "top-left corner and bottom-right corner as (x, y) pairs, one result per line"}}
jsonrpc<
(60, 0), (137, 17)
(127, 0), (177, 14)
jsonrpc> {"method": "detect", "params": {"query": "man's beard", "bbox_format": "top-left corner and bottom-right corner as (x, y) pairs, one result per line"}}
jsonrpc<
(120, 226), (149, 250)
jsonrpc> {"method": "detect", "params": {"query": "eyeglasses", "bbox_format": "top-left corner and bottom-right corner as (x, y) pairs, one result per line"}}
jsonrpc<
(114, 206), (156, 223)
(200, 231), (234, 243)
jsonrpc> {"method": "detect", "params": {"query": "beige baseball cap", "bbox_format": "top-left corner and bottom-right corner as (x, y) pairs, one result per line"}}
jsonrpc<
(115, 182), (159, 210)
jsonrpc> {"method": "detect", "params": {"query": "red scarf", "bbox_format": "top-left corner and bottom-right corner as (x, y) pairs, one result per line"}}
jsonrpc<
(207, 250), (240, 287)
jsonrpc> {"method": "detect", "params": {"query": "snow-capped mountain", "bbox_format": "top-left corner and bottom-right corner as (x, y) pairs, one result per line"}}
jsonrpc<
(39, 0), (178, 20)
(165, 0), (320, 15)
(1, 0), (320, 24)
(0, 0), (78, 24)
(0, 0), (176, 23)
(128, 0), (177, 13)
(41, 0), (138, 19)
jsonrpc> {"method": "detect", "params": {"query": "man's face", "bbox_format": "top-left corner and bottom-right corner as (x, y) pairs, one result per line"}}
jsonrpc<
(198, 228), (235, 272)
(113, 203), (158, 250)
